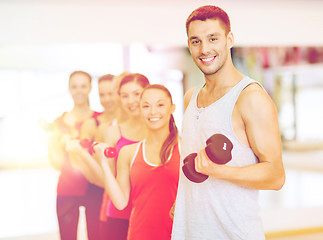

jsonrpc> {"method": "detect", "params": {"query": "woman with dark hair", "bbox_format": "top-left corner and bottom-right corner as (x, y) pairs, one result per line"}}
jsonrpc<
(95, 84), (181, 240)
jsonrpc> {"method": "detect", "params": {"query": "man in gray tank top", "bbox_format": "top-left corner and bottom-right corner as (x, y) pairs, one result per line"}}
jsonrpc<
(171, 5), (285, 240)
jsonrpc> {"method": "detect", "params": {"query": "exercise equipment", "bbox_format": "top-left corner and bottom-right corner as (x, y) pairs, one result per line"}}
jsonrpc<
(79, 139), (116, 158)
(182, 134), (233, 183)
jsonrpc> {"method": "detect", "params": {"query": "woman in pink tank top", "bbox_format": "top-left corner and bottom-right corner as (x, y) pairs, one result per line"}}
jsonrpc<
(95, 84), (181, 240)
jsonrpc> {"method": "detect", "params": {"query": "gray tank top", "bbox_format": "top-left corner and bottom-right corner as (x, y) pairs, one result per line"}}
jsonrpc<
(172, 77), (265, 240)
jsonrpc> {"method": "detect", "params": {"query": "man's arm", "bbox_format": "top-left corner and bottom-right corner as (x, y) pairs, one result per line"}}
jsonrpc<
(195, 84), (285, 190)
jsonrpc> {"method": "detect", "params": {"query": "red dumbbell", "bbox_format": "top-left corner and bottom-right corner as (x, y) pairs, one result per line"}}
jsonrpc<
(80, 139), (116, 158)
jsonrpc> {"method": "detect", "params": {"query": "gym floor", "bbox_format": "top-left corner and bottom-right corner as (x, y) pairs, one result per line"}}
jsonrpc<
(3, 232), (323, 240)
(1, 153), (323, 240)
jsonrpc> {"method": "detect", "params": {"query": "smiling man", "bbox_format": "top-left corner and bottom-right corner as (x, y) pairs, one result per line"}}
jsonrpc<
(171, 5), (285, 240)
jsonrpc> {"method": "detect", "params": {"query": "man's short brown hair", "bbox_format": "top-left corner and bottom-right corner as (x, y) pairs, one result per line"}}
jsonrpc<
(186, 5), (231, 35)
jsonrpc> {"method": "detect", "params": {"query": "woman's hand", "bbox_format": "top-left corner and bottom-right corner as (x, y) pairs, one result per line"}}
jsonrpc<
(92, 142), (110, 164)
(60, 133), (73, 145)
(65, 139), (82, 153)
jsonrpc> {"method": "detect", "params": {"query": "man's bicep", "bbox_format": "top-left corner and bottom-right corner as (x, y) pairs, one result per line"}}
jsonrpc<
(243, 91), (282, 162)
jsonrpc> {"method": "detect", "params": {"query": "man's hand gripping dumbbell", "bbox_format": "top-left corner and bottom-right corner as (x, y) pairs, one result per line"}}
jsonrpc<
(182, 134), (233, 183)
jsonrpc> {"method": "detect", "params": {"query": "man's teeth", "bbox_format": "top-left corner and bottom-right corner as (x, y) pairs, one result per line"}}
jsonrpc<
(201, 57), (214, 62)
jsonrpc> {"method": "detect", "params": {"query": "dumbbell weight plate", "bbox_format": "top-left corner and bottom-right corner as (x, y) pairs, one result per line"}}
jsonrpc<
(182, 153), (209, 183)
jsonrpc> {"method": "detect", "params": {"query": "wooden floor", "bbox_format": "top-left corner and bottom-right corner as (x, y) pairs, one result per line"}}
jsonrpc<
(268, 232), (323, 240)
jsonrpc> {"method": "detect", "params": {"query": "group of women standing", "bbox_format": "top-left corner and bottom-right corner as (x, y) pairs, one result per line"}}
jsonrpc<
(47, 70), (181, 240)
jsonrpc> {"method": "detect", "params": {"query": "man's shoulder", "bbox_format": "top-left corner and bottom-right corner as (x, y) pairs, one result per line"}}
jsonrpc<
(238, 81), (276, 117)
(240, 81), (267, 102)
(184, 87), (195, 99)
(184, 87), (196, 110)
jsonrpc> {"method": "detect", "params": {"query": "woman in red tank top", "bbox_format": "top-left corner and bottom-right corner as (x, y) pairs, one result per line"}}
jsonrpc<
(47, 70), (100, 240)
(96, 84), (181, 240)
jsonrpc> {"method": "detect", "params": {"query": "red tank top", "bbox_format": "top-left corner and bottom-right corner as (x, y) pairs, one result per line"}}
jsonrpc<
(128, 140), (180, 240)
(56, 111), (101, 196)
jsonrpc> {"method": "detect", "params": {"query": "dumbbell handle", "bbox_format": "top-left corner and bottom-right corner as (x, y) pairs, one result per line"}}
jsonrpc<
(182, 134), (233, 183)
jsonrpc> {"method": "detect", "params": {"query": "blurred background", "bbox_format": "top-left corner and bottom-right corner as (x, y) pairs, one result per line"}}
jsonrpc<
(1, 0), (323, 239)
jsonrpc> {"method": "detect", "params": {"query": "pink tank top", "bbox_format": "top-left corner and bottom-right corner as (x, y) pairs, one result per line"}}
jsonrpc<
(102, 126), (137, 220)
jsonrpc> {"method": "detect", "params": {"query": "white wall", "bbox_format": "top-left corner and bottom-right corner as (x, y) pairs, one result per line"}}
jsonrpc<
(1, 0), (323, 47)
(1, 0), (322, 71)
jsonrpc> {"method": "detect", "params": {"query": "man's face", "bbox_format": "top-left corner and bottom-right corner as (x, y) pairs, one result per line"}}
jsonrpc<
(187, 19), (233, 77)
(99, 80), (117, 113)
